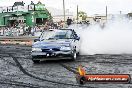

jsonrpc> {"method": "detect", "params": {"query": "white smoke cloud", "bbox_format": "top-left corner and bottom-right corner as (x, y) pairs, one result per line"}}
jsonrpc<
(69, 17), (132, 55)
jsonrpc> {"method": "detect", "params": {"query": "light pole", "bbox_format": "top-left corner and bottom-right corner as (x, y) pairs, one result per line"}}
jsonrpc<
(105, 0), (109, 22)
(120, 11), (122, 14)
(77, 5), (79, 23)
(63, 0), (66, 27)
(106, 6), (107, 21)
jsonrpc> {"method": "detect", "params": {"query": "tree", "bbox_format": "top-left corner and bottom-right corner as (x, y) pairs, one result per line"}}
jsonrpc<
(78, 11), (87, 20)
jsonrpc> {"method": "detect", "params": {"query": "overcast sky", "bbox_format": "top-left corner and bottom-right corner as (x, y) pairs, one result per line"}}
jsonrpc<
(0, 0), (132, 15)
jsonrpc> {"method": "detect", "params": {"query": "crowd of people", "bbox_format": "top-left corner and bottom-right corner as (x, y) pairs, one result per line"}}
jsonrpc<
(0, 18), (73, 37)
(0, 16), (108, 37)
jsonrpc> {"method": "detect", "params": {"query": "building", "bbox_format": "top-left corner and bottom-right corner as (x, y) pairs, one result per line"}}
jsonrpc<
(47, 7), (74, 22)
(0, 1), (52, 27)
(86, 17), (94, 24)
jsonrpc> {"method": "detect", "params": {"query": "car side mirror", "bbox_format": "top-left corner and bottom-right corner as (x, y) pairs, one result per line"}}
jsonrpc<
(34, 38), (40, 42)
(75, 36), (80, 40)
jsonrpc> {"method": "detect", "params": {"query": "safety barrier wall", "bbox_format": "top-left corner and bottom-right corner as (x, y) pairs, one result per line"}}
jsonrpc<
(0, 36), (37, 46)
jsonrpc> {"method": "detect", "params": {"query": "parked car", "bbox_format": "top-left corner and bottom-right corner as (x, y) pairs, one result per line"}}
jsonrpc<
(31, 29), (81, 63)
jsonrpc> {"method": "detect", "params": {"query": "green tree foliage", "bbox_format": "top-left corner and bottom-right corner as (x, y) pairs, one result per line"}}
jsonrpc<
(78, 11), (87, 20)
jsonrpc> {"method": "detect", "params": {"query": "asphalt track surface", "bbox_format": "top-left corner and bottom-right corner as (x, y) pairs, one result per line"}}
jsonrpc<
(0, 45), (132, 88)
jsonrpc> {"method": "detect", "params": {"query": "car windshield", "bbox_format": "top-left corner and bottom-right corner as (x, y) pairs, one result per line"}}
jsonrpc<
(40, 30), (73, 40)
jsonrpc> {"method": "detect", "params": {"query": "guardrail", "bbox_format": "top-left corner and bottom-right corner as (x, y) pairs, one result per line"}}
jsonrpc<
(0, 36), (38, 46)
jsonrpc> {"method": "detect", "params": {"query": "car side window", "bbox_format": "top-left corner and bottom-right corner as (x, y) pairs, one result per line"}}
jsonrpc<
(72, 30), (78, 39)
(68, 31), (74, 39)
(66, 31), (73, 38)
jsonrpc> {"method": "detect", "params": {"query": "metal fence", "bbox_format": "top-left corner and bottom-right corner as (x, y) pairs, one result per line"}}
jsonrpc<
(0, 27), (42, 37)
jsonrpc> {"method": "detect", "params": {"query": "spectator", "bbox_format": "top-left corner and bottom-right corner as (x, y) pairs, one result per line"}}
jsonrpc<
(67, 17), (72, 26)
(44, 22), (49, 30)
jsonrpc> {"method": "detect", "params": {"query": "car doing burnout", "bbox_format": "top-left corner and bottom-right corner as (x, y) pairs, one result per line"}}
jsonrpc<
(31, 29), (81, 63)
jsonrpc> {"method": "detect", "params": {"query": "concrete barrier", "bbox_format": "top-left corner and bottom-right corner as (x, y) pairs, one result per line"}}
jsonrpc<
(0, 36), (37, 46)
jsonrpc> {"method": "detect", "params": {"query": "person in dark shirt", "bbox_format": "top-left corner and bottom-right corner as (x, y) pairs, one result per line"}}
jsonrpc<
(67, 17), (72, 26)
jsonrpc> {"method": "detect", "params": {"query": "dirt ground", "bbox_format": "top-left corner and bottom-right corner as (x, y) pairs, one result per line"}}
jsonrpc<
(0, 45), (132, 88)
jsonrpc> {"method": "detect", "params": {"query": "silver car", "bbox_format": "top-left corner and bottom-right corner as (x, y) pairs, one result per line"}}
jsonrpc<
(31, 29), (81, 63)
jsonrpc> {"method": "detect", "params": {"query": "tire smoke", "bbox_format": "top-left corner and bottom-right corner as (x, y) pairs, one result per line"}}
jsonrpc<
(69, 18), (132, 55)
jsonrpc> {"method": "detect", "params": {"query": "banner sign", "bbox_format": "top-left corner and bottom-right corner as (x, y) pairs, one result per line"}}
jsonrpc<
(35, 4), (45, 11)
(18, 6), (24, 11)
(2, 7), (7, 12)
(8, 6), (13, 12)
(76, 65), (131, 84)
(9, 16), (25, 20)
(13, 6), (18, 12)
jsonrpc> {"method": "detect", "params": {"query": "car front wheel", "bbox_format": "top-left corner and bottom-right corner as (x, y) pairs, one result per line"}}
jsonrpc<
(32, 60), (40, 63)
(32, 56), (40, 63)
(71, 51), (77, 60)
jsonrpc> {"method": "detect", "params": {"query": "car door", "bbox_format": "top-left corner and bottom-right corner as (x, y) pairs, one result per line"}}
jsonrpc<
(72, 30), (80, 53)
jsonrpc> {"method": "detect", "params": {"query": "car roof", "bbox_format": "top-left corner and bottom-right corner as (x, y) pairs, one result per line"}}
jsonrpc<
(59, 29), (73, 31)
(42, 29), (74, 33)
